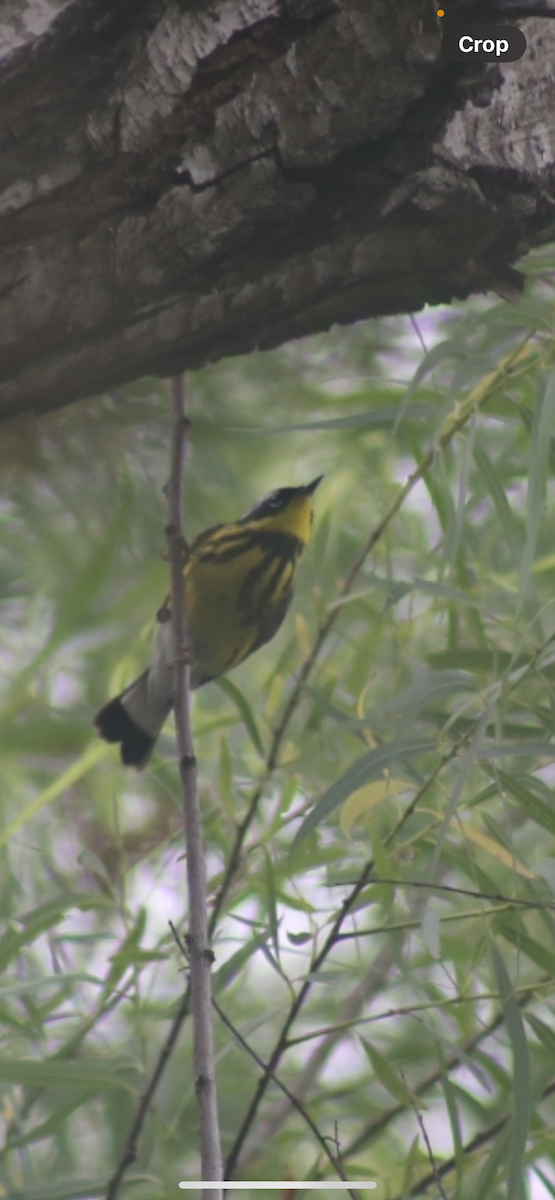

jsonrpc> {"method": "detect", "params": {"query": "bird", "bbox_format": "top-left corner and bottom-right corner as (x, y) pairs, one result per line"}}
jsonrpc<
(94, 477), (323, 769)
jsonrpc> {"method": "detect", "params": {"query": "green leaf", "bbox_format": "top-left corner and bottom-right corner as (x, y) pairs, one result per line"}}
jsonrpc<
(215, 676), (264, 756)
(218, 734), (234, 812)
(520, 371), (555, 606)
(263, 848), (280, 960)
(0, 894), (110, 976)
(421, 906), (441, 959)
(400, 1134), (421, 1200)
(479, 741), (555, 760)
(525, 1012), (555, 1060)
(325, 667), (476, 733)
(359, 1038), (415, 1107)
(439, 1056), (464, 1188)
(472, 1126), (512, 1200)
(404, 338), (469, 404)
(0, 742), (107, 849)
(497, 771), (555, 838)
(494, 913), (555, 978)
(212, 929), (272, 993)
(490, 941), (530, 1200)
(104, 910), (149, 992)
(473, 444), (523, 564)
(0, 1057), (137, 1091)
(261, 402), (438, 433)
(291, 739), (436, 852)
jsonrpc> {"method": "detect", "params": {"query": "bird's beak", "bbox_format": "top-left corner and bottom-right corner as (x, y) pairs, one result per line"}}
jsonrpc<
(303, 475), (324, 495)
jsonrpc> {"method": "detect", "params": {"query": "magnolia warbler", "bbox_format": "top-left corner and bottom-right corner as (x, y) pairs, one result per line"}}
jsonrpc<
(95, 477), (322, 768)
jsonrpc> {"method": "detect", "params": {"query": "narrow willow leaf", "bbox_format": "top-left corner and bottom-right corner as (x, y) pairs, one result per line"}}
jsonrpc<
(439, 1058), (464, 1188)
(0, 1057), (137, 1091)
(535, 859), (555, 892)
(480, 811), (512, 854)
(520, 371), (555, 606)
(77, 848), (113, 891)
(400, 1134), (421, 1200)
(292, 739), (435, 852)
(0, 972), (104, 1000)
(263, 847), (280, 961)
(364, 819), (398, 919)
(218, 735), (234, 814)
(215, 676), (264, 756)
(479, 741), (555, 759)
(0, 742), (106, 850)
(423, 1026), (491, 1094)
(360, 1038), (415, 1107)
(473, 444), (523, 564)
(410, 576), (489, 612)
(494, 914), (555, 977)
(212, 929), (272, 993)
(490, 941), (530, 1200)
(0, 894), (109, 977)
(460, 824), (535, 878)
(525, 1012), (555, 1060)
(295, 612), (311, 658)
(473, 1127), (512, 1200)
(533, 1165), (555, 1199)
(428, 648), (514, 672)
(431, 702), (495, 876)
(404, 338), (469, 405)
(104, 910), (149, 992)
(1, 1089), (96, 1153)
(305, 668), (474, 735)
(421, 906), (441, 959)
(255, 402), (438, 433)
(488, 296), (555, 331)
(340, 778), (409, 837)
(497, 771), (555, 838)
(365, 667), (476, 728)
(446, 407), (478, 573)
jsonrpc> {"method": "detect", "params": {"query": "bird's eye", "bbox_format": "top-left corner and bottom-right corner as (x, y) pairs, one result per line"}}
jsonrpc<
(267, 493), (282, 509)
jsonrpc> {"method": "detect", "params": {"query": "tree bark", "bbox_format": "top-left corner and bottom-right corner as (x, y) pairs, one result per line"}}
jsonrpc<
(2, 0), (555, 419)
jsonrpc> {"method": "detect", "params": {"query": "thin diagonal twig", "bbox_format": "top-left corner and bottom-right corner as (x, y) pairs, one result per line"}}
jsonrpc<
(168, 922), (360, 1200)
(401, 1069), (449, 1200)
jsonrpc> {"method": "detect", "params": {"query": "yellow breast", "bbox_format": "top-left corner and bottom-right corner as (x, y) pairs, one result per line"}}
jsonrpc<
(184, 526), (303, 686)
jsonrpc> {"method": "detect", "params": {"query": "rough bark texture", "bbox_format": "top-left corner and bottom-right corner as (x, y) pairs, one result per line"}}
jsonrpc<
(2, 0), (555, 419)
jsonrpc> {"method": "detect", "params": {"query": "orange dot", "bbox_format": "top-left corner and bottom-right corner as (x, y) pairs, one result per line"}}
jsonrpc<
(437, 7), (444, 13)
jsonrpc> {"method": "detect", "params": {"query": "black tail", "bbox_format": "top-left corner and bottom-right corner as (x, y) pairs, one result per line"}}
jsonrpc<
(95, 696), (156, 769)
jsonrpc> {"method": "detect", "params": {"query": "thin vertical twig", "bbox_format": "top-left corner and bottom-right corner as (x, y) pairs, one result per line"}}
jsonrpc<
(167, 374), (222, 1196)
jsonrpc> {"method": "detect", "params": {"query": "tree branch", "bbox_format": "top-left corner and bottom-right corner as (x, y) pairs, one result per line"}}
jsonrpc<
(105, 376), (222, 1199)
(167, 375), (222, 1193)
(3, 5), (555, 418)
